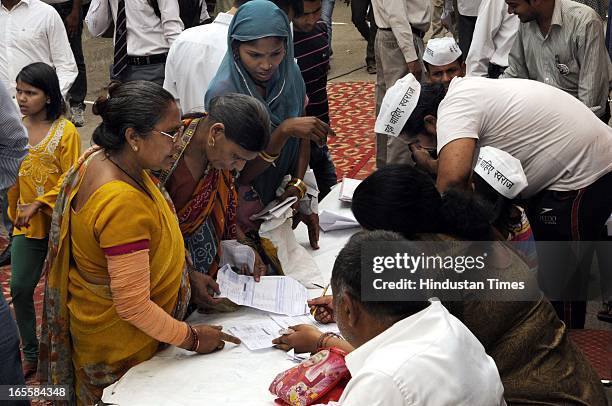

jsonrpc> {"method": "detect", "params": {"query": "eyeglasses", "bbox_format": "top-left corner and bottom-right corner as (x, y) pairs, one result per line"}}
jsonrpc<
(153, 126), (183, 143)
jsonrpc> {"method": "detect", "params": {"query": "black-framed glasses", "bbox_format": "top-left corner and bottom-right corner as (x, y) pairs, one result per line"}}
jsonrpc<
(153, 126), (183, 143)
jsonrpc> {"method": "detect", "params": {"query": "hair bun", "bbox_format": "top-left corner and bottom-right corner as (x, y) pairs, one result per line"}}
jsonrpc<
(92, 95), (109, 117)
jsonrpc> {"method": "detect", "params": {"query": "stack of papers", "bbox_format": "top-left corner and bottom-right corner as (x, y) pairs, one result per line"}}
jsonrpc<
(339, 178), (361, 202)
(217, 264), (309, 316)
(250, 196), (298, 221)
(319, 210), (360, 232)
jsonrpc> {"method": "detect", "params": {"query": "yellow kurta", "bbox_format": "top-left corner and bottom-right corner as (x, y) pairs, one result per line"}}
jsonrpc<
(67, 169), (186, 404)
(8, 116), (81, 239)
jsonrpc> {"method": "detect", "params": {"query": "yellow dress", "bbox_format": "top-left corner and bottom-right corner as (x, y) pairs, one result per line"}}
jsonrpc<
(65, 167), (187, 404)
(7, 116), (81, 238)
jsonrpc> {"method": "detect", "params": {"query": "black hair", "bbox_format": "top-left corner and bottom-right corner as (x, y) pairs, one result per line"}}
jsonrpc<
(351, 164), (495, 241)
(401, 83), (446, 137)
(207, 93), (271, 152)
(92, 81), (175, 151)
(472, 173), (518, 236)
(269, 0), (303, 16)
(331, 230), (430, 318)
(16, 62), (66, 121)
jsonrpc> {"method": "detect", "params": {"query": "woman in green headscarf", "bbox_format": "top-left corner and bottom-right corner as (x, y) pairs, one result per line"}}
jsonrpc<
(206, 0), (330, 252)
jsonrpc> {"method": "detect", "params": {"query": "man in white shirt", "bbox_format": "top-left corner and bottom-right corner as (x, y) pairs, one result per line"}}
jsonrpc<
(85, 0), (183, 85)
(370, 0), (431, 167)
(406, 77), (612, 328)
(465, 0), (519, 78)
(164, 0), (246, 114)
(320, 230), (506, 406)
(0, 0), (77, 100)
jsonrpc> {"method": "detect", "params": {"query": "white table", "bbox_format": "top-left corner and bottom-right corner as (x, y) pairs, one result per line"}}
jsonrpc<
(101, 185), (360, 405)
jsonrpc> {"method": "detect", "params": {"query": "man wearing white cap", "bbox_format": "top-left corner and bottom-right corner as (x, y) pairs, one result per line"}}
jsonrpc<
(423, 37), (465, 89)
(403, 76), (612, 328)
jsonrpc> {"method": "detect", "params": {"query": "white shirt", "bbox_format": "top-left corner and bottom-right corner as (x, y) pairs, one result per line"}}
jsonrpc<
(466, 0), (519, 76)
(85, 0), (183, 56)
(329, 301), (506, 406)
(371, 0), (431, 63)
(437, 77), (612, 197)
(163, 12), (231, 114)
(458, 0), (482, 16)
(0, 0), (77, 99)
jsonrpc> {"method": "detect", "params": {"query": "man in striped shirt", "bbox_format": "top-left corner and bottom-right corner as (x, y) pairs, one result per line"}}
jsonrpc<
(0, 82), (27, 265)
(293, 0), (337, 200)
(502, 0), (610, 120)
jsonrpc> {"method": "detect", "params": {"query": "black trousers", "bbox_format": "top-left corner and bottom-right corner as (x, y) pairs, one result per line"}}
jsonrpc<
(309, 142), (337, 201)
(457, 14), (477, 57)
(52, 1), (89, 106)
(527, 171), (612, 328)
(350, 0), (377, 67)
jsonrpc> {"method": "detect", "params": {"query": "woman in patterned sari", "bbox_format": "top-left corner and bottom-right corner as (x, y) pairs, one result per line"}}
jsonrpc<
(38, 81), (240, 405)
(159, 93), (272, 308)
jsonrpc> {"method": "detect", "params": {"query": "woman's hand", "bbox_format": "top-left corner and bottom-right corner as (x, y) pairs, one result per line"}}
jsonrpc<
(189, 325), (241, 354)
(252, 248), (267, 282)
(280, 117), (331, 147)
(292, 212), (319, 250)
(308, 295), (334, 324)
(272, 324), (322, 353)
(14, 201), (42, 229)
(278, 185), (302, 203)
(189, 271), (224, 309)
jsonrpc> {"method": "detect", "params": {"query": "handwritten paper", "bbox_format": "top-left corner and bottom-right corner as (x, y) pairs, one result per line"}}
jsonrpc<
(226, 319), (281, 351)
(269, 314), (340, 335)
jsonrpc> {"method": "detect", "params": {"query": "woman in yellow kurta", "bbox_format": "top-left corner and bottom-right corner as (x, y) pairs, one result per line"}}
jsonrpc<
(38, 81), (240, 406)
(7, 63), (81, 379)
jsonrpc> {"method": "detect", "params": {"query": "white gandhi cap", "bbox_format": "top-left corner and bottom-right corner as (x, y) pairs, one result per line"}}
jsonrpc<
(423, 37), (462, 66)
(473, 146), (528, 199)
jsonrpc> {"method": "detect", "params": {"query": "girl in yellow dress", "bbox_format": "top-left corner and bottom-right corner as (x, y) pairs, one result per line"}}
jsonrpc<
(8, 62), (81, 379)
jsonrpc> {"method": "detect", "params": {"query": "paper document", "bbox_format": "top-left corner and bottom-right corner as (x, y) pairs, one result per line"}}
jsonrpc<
(286, 349), (310, 363)
(319, 210), (360, 232)
(220, 240), (255, 273)
(226, 319), (281, 351)
(269, 314), (340, 334)
(217, 265), (309, 316)
(339, 177), (361, 202)
(250, 196), (298, 221)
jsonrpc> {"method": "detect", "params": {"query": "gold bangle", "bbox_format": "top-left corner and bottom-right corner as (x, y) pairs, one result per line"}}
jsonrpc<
(258, 151), (279, 163)
(287, 178), (307, 199)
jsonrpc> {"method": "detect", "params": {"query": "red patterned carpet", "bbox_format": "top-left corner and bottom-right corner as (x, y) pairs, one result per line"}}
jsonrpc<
(327, 81), (376, 180)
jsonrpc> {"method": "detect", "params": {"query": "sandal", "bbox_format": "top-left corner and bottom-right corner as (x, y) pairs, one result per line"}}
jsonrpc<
(597, 301), (612, 323)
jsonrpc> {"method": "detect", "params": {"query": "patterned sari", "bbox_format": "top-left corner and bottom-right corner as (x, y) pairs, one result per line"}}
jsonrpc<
(38, 146), (191, 405)
(159, 117), (238, 279)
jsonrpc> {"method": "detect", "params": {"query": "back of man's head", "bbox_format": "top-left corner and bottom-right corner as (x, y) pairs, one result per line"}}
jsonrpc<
(401, 83), (446, 138)
(331, 230), (430, 319)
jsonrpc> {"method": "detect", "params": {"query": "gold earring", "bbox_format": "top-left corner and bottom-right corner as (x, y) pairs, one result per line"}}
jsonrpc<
(133, 145), (138, 152)
(208, 137), (215, 148)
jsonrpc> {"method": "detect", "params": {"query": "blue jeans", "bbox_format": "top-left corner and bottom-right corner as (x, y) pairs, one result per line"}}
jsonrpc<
(0, 294), (28, 405)
(321, 0), (335, 51)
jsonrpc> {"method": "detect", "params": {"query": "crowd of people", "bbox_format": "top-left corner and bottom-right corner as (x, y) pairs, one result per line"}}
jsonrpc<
(0, 0), (611, 403)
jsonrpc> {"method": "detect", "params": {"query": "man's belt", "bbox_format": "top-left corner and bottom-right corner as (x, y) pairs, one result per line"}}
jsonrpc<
(377, 26), (425, 38)
(127, 53), (168, 66)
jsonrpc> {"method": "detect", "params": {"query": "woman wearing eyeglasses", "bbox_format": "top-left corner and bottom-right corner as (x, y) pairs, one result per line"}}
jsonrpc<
(38, 81), (243, 406)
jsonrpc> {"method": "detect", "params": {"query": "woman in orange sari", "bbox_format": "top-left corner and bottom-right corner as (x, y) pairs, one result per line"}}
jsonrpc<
(39, 81), (240, 405)
(159, 93), (271, 308)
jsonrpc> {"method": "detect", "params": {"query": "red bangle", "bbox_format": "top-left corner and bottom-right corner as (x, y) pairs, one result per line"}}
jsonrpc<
(189, 325), (199, 352)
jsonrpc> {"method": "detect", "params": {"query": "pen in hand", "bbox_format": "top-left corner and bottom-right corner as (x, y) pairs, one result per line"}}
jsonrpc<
(310, 283), (330, 316)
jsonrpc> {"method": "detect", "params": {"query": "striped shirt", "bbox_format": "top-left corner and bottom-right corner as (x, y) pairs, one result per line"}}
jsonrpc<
(294, 21), (330, 124)
(502, 0), (610, 118)
(0, 82), (28, 191)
